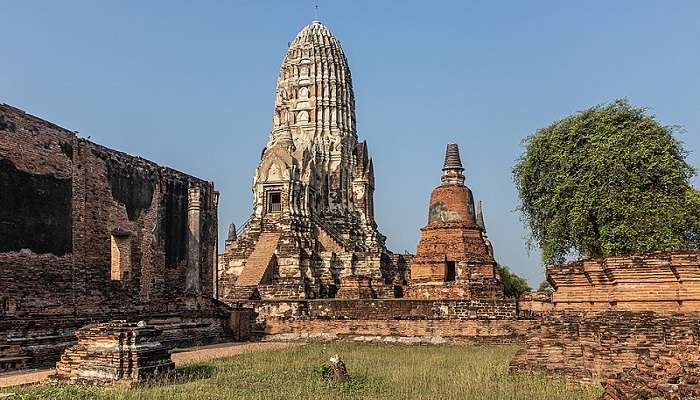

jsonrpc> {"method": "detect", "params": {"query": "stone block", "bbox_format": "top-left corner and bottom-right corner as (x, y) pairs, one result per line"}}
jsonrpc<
(50, 321), (174, 386)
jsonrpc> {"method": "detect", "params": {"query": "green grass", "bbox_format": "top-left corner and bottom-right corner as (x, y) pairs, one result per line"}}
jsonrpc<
(10, 343), (601, 400)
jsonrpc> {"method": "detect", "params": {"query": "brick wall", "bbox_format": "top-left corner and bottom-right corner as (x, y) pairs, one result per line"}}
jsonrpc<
(0, 104), (230, 371)
(263, 319), (533, 344)
(230, 298), (528, 343)
(548, 252), (700, 312)
(517, 291), (553, 319)
(509, 311), (700, 381)
(243, 299), (518, 321)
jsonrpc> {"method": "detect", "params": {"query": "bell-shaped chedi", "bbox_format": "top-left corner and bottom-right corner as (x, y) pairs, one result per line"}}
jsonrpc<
(406, 143), (503, 299)
(218, 21), (404, 301)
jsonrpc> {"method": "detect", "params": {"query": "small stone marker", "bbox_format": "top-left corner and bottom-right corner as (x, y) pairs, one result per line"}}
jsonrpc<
(328, 354), (348, 382)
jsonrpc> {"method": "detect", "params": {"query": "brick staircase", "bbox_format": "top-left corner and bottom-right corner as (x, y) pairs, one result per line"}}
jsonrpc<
(314, 218), (354, 252)
(235, 232), (281, 289)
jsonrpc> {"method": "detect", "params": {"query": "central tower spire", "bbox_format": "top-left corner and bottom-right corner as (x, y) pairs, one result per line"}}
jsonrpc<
(219, 21), (398, 301)
(270, 21), (356, 151)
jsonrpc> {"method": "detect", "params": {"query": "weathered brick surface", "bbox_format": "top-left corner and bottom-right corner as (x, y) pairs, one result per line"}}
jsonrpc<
(257, 280), (307, 299)
(548, 252), (700, 312)
(600, 348), (700, 400)
(51, 321), (175, 386)
(335, 276), (375, 299)
(509, 311), (700, 382)
(263, 319), (533, 344)
(230, 299), (525, 343)
(406, 143), (503, 299)
(244, 299), (518, 321)
(0, 104), (232, 372)
(517, 291), (553, 319)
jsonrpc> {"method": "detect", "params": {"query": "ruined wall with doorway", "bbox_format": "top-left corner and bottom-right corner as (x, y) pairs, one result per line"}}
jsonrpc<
(0, 104), (230, 372)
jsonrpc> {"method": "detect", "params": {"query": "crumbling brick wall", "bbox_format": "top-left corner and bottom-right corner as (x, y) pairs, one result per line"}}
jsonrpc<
(509, 311), (700, 381)
(233, 298), (529, 343)
(247, 299), (519, 321)
(547, 252), (700, 312)
(600, 347), (700, 400)
(0, 104), (228, 371)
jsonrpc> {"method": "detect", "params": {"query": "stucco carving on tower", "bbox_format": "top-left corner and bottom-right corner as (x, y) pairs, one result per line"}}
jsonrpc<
(219, 21), (406, 300)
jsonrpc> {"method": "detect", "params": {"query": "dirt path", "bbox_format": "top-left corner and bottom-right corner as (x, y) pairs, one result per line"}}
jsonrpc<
(0, 341), (295, 389)
(171, 341), (296, 365)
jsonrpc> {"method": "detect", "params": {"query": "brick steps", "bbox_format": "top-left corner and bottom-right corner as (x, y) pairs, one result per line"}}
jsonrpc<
(314, 220), (351, 253)
(235, 232), (281, 288)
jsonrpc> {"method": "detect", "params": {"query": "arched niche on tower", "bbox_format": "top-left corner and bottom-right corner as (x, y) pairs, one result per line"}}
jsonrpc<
(297, 110), (309, 123)
(259, 148), (295, 183)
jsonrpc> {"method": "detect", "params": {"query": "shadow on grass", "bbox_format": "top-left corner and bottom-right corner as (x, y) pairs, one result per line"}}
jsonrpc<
(322, 372), (371, 396)
(138, 364), (218, 388)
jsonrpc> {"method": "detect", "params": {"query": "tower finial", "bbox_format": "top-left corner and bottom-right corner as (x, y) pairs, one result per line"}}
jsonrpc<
(442, 142), (463, 170)
(441, 142), (465, 185)
(313, 0), (320, 22)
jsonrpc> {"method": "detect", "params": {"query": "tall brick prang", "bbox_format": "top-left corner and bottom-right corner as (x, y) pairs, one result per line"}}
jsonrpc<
(218, 21), (407, 301)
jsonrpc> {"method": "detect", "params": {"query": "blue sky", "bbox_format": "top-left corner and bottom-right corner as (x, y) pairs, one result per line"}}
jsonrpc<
(2, 1), (699, 286)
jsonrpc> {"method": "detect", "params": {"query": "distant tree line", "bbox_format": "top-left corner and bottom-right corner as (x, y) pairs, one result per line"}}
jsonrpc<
(496, 264), (531, 298)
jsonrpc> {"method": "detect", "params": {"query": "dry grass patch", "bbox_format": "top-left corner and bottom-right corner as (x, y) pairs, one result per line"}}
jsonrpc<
(11, 343), (601, 400)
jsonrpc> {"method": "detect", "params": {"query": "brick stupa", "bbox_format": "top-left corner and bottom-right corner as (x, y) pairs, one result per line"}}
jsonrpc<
(406, 143), (503, 299)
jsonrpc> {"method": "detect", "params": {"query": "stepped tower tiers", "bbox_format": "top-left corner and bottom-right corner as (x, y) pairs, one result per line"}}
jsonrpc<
(405, 143), (503, 300)
(219, 21), (407, 301)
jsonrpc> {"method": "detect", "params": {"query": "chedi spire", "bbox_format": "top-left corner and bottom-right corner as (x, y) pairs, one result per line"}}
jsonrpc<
(441, 142), (465, 185)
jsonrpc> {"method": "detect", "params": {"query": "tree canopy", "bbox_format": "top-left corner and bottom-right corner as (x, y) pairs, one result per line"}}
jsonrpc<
(496, 264), (531, 299)
(513, 99), (700, 265)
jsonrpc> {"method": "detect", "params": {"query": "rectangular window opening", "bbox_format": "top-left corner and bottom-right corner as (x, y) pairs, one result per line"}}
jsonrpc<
(445, 261), (456, 282)
(267, 191), (282, 213)
(111, 234), (132, 282)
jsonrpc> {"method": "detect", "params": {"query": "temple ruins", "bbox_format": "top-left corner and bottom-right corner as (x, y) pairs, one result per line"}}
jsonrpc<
(406, 142), (503, 299)
(218, 21), (407, 301)
(0, 104), (246, 373)
(3, 18), (700, 399)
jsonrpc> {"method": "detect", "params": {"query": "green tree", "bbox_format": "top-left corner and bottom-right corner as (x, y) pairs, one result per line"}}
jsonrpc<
(513, 99), (700, 265)
(496, 264), (531, 298)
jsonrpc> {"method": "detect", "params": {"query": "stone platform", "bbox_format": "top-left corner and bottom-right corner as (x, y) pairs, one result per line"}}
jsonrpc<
(50, 321), (174, 386)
